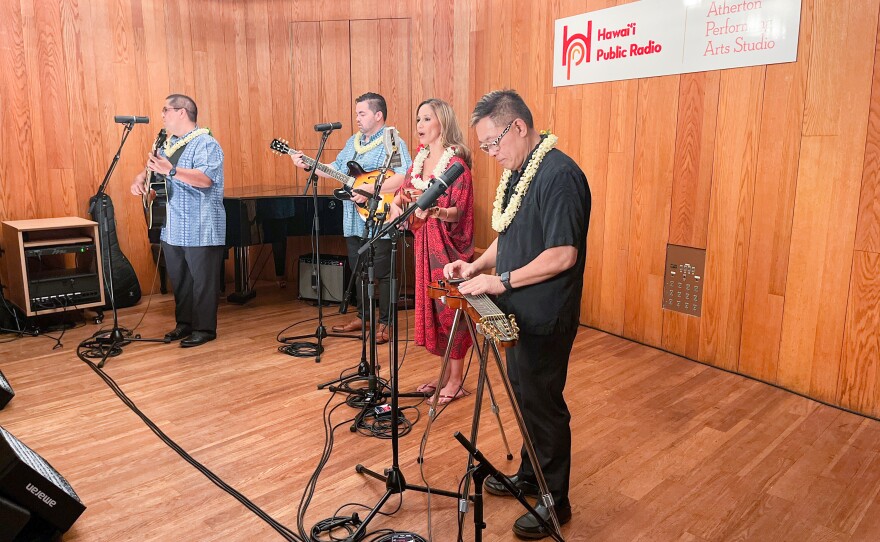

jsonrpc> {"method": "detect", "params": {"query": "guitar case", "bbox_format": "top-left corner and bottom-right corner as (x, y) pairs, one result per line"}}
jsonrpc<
(88, 193), (142, 309)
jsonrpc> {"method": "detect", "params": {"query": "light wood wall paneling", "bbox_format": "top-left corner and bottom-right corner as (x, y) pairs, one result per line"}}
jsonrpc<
(698, 66), (765, 372)
(855, 12), (880, 254)
(838, 250), (880, 417)
(380, 18), (413, 146)
(291, 21), (322, 156)
(267, 0), (294, 190)
(576, 84), (612, 323)
(667, 71), (719, 250)
(739, 0), (813, 383)
(778, 0), (880, 402)
(596, 79), (637, 335)
(0, 0), (38, 222)
(661, 71), (719, 358)
(623, 76), (679, 347)
(321, 20), (354, 152)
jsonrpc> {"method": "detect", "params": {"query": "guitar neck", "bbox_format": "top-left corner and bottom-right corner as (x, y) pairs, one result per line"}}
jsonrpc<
(298, 154), (354, 188)
(463, 293), (504, 320)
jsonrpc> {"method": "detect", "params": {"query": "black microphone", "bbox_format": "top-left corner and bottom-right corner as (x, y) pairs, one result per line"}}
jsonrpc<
(415, 162), (465, 210)
(114, 115), (150, 124)
(314, 122), (342, 132)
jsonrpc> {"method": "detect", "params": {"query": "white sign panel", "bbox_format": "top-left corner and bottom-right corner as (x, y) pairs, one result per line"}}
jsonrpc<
(553, 0), (802, 87)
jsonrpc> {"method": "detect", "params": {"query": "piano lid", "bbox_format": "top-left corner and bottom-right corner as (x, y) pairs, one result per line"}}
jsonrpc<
(224, 185), (337, 200)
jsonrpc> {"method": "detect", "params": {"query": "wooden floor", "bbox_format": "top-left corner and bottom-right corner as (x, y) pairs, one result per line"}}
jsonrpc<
(2, 284), (880, 542)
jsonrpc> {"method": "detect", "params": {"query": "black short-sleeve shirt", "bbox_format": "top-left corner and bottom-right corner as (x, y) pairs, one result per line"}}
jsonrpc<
(495, 146), (591, 335)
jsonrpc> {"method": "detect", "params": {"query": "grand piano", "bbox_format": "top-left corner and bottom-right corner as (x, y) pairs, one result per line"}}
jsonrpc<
(224, 186), (343, 303)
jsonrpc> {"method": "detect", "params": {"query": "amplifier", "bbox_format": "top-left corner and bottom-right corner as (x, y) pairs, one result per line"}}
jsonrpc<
(298, 254), (349, 303)
(27, 272), (101, 312)
(24, 243), (95, 258)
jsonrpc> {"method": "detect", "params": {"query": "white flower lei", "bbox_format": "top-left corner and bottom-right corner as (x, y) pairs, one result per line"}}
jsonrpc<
(353, 132), (384, 155)
(491, 133), (558, 233)
(163, 128), (210, 157)
(410, 145), (457, 190)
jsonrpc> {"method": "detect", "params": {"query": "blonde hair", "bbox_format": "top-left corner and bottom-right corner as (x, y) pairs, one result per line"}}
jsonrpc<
(417, 98), (472, 169)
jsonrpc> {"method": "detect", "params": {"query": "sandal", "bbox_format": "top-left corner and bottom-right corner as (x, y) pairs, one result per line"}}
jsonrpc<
(416, 382), (438, 394)
(436, 387), (469, 405)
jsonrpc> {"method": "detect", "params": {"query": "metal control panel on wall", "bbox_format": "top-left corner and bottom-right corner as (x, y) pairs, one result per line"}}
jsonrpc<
(662, 244), (706, 317)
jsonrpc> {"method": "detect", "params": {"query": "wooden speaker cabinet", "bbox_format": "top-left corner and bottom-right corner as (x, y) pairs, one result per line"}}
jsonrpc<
(1, 217), (105, 317)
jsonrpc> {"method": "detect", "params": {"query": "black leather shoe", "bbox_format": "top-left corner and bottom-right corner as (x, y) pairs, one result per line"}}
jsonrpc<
(180, 331), (216, 348)
(165, 325), (192, 341)
(512, 501), (572, 540)
(484, 473), (540, 498)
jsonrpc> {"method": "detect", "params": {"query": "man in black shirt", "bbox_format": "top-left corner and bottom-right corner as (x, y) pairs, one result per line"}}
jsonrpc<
(444, 89), (590, 539)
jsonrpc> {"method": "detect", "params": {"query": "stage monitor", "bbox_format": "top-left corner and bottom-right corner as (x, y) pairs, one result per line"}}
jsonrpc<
(0, 426), (86, 535)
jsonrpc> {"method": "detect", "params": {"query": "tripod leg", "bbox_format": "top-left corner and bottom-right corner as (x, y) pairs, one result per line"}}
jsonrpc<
(488, 340), (564, 537)
(458, 333), (492, 526)
(425, 308), (465, 414)
(483, 370), (515, 460)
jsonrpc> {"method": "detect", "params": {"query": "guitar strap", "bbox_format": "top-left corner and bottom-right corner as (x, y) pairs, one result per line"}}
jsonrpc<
(166, 145), (186, 167)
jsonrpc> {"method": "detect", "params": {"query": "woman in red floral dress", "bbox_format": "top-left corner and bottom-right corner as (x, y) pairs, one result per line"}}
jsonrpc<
(390, 98), (474, 404)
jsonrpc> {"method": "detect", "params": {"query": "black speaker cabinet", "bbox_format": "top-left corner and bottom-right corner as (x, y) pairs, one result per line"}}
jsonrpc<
(0, 426), (86, 537)
(0, 371), (13, 410)
(0, 494), (30, 542)
(298, 254), (349, 303)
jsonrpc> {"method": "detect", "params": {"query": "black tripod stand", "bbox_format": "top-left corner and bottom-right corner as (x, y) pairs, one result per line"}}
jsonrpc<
(317, 164), (469, 539)
(84, 120), (168, 368)
(280, 127), (359, 362)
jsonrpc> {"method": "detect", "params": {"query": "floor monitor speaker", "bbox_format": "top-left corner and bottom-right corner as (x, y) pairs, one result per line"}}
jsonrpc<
(0, 426), (85, 538)
(0, 371), (13, 410)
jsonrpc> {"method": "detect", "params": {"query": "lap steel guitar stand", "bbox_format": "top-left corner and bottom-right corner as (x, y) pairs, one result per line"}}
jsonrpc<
(426, 278), (565, 542)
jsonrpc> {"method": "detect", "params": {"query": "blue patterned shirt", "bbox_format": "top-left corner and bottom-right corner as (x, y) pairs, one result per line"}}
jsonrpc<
(331, 127), (412, 238)
(159, 129), (225, 247)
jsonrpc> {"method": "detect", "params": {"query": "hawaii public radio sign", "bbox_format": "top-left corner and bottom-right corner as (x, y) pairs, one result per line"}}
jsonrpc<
(554, 0), (802, 87)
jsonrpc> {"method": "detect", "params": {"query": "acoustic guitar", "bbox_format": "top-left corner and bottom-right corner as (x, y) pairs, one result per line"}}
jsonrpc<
(142, 128), (168, 233)
(428, 279), (519, 347)
(269, 138), (395, 219)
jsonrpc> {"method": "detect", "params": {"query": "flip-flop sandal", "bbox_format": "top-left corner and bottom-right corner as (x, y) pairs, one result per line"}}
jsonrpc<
(416, 382), (438, 394)
(436, 388), (469, 405)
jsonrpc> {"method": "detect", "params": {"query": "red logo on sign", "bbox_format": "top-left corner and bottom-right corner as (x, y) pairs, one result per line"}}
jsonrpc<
(562, 22), (592, 79)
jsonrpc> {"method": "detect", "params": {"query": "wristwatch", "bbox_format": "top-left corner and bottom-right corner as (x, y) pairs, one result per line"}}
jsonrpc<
(167, 166), (177, 178)
(499, 271), (513, 291)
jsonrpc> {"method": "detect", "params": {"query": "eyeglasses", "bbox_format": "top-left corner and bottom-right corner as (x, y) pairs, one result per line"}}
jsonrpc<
(479, 121), (514, 153)
(162, 106), (183, 114)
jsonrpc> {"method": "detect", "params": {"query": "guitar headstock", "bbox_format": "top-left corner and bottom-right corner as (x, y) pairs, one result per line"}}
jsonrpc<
(479, 314), (519, 347)
(270, 138), (293, 155)
(153, 129), (167, 154)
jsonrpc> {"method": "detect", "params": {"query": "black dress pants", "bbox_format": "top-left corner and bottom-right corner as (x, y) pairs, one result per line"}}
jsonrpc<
(161, 242), (225, 333)
(345, 236), (392, 325)
(505, 326), (578, 504)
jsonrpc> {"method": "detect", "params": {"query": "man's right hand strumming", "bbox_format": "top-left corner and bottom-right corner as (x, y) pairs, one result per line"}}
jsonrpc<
(131, 170), (147, 195)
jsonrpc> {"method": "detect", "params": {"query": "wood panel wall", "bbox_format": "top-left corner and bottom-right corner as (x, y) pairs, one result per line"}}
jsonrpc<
(2, 0), (880, 417)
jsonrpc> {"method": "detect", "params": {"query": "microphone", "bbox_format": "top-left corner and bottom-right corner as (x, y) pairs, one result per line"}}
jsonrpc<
(314, 122), (342, 132)
(114, 115), (150, 124)
(415, 162), (465, 210)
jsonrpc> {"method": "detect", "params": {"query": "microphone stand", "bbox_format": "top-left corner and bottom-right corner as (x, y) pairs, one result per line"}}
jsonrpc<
(87, 121), (168, 369)
(328, 180), (464, 540)
(282, 127), (356, 361)
(319, 164), (389, 400)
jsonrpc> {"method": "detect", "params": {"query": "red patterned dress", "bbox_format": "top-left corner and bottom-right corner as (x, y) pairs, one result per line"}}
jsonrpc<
(403, 155), (474, 358)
